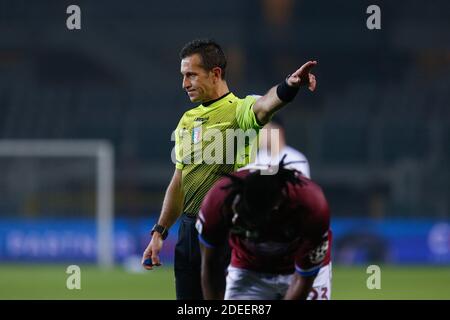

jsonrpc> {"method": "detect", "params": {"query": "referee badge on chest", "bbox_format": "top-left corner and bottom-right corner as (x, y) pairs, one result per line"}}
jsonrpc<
(192, 124), (203, 144)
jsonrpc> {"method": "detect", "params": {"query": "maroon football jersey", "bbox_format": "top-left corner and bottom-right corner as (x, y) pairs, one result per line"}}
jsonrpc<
(196, 169), (331, 276)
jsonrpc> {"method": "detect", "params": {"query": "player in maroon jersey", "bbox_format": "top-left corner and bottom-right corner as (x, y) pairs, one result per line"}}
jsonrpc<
(196, 158), (332, 300)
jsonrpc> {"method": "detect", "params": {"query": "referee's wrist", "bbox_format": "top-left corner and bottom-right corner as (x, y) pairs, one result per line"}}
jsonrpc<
(151, 224), (169, 240)
(151, 231), (163, 238)
(276, 76), (300, 102)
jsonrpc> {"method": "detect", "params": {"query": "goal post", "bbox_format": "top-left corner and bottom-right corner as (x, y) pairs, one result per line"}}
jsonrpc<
(0, 140), (115, 269)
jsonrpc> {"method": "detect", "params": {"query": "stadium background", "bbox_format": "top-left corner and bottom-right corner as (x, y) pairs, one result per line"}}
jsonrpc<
(0, 0), (449, 299)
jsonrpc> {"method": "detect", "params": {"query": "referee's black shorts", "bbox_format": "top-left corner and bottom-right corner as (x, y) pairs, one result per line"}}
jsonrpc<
(174, 213), (203, 300)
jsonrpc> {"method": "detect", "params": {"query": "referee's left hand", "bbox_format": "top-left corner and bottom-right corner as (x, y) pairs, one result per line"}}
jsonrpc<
(287, 60), (317, 91)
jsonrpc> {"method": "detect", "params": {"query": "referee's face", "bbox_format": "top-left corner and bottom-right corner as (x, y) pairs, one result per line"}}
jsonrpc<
(181, 54), (216, 103)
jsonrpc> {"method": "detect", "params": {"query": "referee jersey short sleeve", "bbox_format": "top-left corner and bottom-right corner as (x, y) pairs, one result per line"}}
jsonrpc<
(235, 95), (264, 131)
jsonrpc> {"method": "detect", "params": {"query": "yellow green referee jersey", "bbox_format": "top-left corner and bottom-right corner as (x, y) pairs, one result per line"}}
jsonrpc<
(174, 92), (263, 216)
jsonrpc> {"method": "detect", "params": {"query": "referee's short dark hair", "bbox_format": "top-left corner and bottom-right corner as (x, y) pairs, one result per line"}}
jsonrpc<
(180, 39), (227, 79)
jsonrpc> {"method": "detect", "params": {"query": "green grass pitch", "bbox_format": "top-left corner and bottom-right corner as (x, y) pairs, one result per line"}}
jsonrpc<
(0, 264), (449, 300)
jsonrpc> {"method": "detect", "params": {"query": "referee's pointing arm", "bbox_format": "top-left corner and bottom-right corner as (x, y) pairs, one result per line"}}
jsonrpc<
(253, 60), (317, 125)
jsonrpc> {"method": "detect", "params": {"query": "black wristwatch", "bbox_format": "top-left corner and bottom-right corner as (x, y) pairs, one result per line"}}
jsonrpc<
(151, 224), (169, 240)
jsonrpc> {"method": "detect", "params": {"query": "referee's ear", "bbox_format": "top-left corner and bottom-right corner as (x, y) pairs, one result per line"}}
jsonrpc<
(211, 66), (223, 82)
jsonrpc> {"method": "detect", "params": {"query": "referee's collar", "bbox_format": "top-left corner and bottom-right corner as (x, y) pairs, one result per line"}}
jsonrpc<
(201, 92), (233, 107)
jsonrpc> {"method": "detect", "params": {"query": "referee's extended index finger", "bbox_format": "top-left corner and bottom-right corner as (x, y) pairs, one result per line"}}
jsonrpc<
(292, 60), (317, 77)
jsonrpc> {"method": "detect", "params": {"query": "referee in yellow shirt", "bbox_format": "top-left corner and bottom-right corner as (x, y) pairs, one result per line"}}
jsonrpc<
(142, 39), (317, 299)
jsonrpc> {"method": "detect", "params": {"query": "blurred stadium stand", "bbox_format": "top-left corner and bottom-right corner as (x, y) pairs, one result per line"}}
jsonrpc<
(0, 0), (449, 222)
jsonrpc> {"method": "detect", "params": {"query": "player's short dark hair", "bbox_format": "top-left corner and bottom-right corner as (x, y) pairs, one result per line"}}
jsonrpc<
(179, 39), (227, 79)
